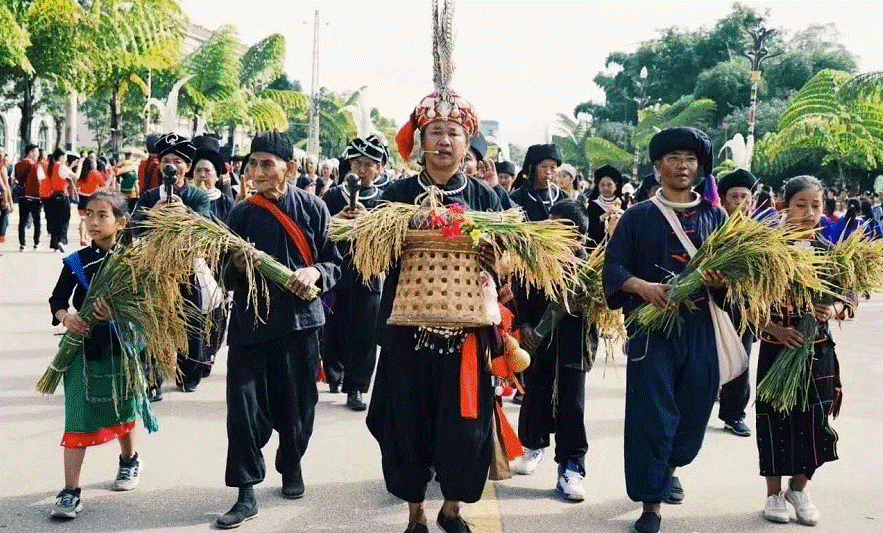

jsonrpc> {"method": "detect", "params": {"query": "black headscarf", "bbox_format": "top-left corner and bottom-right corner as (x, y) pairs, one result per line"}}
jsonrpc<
(717, 169), (756, 196)
(155, 133), (196, 164)
(469, 133), (488, 160)
(522, 144), (562, 183)
(588, 165), (624, 201)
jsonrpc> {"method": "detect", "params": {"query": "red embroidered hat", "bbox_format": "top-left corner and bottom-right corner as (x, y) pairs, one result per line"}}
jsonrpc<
(395, 91), (479, 162)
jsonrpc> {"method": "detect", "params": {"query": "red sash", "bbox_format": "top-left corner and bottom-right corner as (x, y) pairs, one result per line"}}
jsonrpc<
(246, 194), (315, 266)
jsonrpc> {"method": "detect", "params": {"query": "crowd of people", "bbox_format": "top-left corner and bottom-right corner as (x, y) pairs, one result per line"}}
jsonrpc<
(16, 85), (868, 533)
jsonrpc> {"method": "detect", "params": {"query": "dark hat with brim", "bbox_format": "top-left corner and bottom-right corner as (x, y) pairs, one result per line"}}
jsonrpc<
(469, 133), (488, 160)
(155, 133), (196, 164)
(495, 161), (516, 176)
(717, 168), (757, 195)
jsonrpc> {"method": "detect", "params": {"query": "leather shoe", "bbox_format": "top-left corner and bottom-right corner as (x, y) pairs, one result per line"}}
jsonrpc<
(281, 462), (304, 499)
(404, 523), (429, 533)
(346, 391), (367, 411)
(215, 501), (258, 529)
(437, 509), (471, 533)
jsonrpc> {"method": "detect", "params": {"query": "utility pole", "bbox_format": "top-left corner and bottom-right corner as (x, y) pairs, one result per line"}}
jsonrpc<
(632, 67), (652, 181)
(306, 10), (321, 157)
(740, 27), (777, 139)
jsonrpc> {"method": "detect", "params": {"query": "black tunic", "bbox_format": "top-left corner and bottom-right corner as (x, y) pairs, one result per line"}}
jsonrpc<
(321, 184), (384, 392)
(132, 184), (211, 227)
(756, 239), (840, 478)
(207, 191), (234, 224)
(493, 183), (515, 210)
(508, 183), (566, 222)
(366, 172), (501, 504)
(224, 186), (342, 347)
(49, 245), (121, 361)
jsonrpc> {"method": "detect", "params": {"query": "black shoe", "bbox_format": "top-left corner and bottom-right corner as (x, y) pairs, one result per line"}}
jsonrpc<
(181, 381), (199, 393)
(346, 391), (367, 411)
(663, 475), (684, 504)
(202, 365), (212, 378)
(147, 386), (163, 403)
(723, 419), (751, 437)
(511, 392), (523, 405)
(281, 461), (304, 499)
(404, 523), (429, 533)
(329, 382), (340, 394)
(56, 243), (65, 253)
(631, 511), (661, 533)
(215, 501), (258, 529)
(436, 510), (472, 533)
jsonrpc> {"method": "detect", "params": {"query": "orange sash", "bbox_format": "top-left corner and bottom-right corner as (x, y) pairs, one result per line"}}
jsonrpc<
(246, 194), (315, 266)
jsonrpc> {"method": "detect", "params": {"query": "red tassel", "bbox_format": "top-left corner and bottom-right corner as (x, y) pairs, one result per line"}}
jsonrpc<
(316, 362), (327, 383)
(495, 400), (523, 460)
(460, 333), (479, 419)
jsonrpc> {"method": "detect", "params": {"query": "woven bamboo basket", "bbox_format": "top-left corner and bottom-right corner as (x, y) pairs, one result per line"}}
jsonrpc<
(387, 230), (492, 328)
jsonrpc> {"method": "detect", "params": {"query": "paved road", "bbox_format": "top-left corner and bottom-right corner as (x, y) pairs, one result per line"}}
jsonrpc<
(0, 213), (880, 533)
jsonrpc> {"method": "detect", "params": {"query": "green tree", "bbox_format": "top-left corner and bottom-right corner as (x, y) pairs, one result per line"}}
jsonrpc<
(763, 24), (857, 99)
(755, 70), (883, 185)
(0, 0), (89, 148)
(694, 59), (759, 121)
(87, 0), (187, 156)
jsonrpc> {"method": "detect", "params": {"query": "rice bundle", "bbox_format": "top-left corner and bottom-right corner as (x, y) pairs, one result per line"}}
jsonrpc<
(827, 229), (883, 296)
(569, 243), (626, 340)
(137, 209), (319, 320)
(331, 203), (582, 300)
(36, 241), (192, 398)
(628, 209), (829, 337)
(755, 313), (818, 413)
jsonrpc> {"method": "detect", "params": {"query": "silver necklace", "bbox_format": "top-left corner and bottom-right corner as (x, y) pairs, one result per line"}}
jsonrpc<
(417, 172), (467, 196)
(341, 185), (379, 203)
(529, 183), (561, 206)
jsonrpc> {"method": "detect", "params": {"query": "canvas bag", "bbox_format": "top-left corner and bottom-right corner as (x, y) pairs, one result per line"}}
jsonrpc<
(649, 195), (748, 384)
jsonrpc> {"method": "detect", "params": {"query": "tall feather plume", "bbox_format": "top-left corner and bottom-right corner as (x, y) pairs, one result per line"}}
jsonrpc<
(433, 0), (455, 104)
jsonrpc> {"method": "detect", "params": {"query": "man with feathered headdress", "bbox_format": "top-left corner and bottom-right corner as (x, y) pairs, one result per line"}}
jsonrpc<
(369, 85), (502, 533)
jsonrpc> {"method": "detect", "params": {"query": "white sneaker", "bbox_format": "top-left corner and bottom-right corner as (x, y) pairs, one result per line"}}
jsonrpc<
(785, 489), (819, 526)
(513, 448), (544, 475)
(114, 453), (141, 491)
(763, 492), (790, 523)
(51, 489), (83, 519)
(556, 464), (585, 502)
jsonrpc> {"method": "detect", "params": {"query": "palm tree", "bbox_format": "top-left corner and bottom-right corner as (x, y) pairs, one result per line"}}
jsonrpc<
(755, 69), (883, 184)
(183, 29), (309, 139)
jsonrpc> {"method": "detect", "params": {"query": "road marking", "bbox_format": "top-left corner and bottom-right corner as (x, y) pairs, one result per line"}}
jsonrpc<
(467, 481), (504, 533)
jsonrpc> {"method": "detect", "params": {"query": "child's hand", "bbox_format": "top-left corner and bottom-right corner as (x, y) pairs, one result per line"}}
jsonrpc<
(93, 298), (112, 322)
(62, 313), (90, 337)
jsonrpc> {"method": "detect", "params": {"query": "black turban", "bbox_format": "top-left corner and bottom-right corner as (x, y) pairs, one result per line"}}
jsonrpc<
(633, 172), (659, 203)
(155, 133), (196, 164)
(717, 169), (757, 196)
(469, 133), (488, 160)
(344, 134), (389, 164)
(192, 148), (226, 177)
(192, 134), (222, 154)
(523, 143), (563, 182)
(649, 127), (713, 178)
(495, 161), (516, 176)
(594, 164), (623, 185)
(250, 131), (294, 162)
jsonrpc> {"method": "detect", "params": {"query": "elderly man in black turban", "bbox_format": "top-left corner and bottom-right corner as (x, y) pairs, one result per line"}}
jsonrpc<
(604, 127), (744, 533)
(216, 131), (341, 529)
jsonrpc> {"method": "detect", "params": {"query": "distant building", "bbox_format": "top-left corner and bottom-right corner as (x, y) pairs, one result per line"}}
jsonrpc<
(0, 106), (57, 159)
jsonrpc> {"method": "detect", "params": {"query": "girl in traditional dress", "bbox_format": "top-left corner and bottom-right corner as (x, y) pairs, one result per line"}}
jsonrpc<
(49, 191), (153, 520)
(585, 165), (624, 247)
(758, 175), (843, 527)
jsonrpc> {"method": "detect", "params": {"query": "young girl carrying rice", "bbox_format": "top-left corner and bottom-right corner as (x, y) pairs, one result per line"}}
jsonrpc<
(48, 191), (150, 519)
(757, 175), (844, 527)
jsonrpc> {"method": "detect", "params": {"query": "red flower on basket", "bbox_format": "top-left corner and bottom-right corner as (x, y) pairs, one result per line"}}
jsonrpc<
(441, 219), (464, 239)
(430, 210), (447, 229)
(448, 204), (466, 215)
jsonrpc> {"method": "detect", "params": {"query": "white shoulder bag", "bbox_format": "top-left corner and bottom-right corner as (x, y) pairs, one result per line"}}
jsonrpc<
(649, 196), (748, 384)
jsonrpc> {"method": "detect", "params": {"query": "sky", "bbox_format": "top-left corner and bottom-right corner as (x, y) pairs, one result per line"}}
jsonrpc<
(180, 0), (883, 147)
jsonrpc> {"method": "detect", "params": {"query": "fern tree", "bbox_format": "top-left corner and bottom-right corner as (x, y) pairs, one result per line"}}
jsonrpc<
(631, 96), (717, 166)
(755, 69), (883, 184)
(552, 114), (632, 176)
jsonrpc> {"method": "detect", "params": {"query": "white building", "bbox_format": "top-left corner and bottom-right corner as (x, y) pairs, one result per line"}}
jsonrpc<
(0, 106), (57, 159)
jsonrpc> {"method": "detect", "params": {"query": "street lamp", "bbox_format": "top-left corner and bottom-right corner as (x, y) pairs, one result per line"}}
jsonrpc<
(631, 67), (653, 180)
